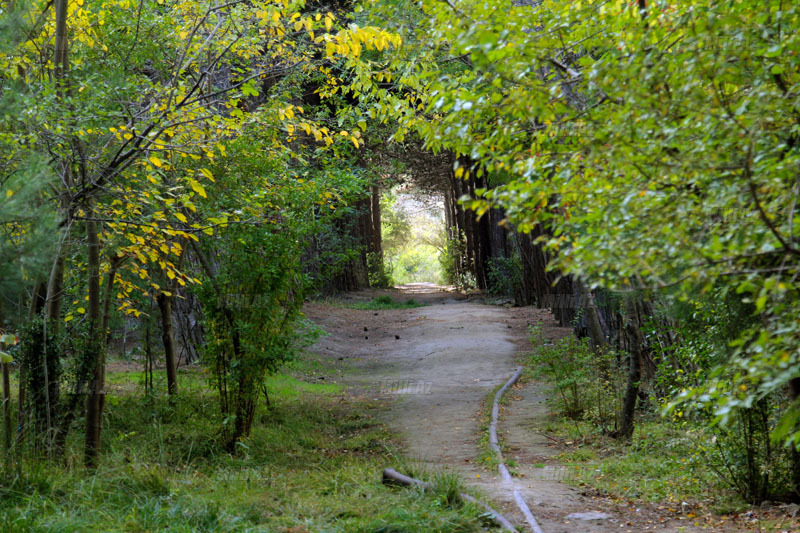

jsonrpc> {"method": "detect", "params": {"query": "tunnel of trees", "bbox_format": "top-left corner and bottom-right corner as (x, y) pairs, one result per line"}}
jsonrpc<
(1, 0), (799, 513)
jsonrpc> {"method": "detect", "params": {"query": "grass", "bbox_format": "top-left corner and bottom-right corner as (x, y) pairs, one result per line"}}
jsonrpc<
(0, 366), (492, 532)
(542, 416), (739, 510)
(340, 295), (426, 311)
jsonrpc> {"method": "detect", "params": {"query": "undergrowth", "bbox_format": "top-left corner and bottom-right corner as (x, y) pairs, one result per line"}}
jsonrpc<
(541, 417), (747, 513)
(0, 367), (491, 532)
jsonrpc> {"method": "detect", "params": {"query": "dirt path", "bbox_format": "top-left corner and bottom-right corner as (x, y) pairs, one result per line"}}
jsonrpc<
(303, 285), (708, 532)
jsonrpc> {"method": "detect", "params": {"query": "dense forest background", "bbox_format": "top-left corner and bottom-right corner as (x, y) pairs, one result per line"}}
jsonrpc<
(1, 0), (800, 528)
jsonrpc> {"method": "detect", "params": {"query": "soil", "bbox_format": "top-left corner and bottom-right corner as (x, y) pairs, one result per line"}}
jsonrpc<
(303, 284), (791, 532)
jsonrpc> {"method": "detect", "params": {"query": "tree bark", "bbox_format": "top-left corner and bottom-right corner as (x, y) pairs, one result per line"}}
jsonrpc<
(788, 378), (800, 501)
(1, 305), (9, 458)
(2, 361), (9, 457)
(18, 282), (47, 445)
(577, 279), (607, 352)
(370, 184), (382, 256)
(157, 292), (178, 395)
(617, 298), (642, 440)
(84, 215), (104, 468)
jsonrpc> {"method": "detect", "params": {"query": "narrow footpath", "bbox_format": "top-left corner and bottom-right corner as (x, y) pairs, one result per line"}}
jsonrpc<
(305, 285), (706, 532)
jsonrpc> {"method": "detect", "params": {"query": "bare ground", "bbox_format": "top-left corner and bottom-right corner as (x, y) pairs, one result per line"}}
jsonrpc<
(302, 285), (773, 532)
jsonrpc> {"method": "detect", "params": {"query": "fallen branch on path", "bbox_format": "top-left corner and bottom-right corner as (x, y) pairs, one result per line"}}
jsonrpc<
(381, 467), (517, 532)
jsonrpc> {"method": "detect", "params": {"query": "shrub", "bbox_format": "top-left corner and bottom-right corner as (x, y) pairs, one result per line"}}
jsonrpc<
(486, 254), (522, 300)
(528, 324), (627, 432)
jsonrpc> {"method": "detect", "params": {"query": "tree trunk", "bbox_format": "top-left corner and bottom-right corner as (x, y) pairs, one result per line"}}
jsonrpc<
(370, 184), (382, 256)
(788, 378), (800, 501)
(1, 305), (9, 457)
(84, 215), (104, 467)
(617, 298), (642, 440)
(157, 292), (178, 395)
(2, 361), (9, 458)
(18, 282), (47, 446)
(144, 312), (153, 396)
(577, 279), (607, 352)
(36, 0), (72, 456)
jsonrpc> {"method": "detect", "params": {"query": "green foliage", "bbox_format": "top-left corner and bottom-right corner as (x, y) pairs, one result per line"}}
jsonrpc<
(551, 420), (726, 506)
(528, 325), (625, 432)
(367, 251), (393, 288)
(486, 254), (522, 300)
(353, 0), (800, 449)
(439, 230), (472, 290)
(0, 156), (57, 326)
(704, 399), (796, 504)
(528, 325), (594, 420)
(389, 245), (443, 285)
(192, 131), (369, 449)
(380, 189), (446, 285)
(15, 319), (62, 449)
(0, 369), (488, 531)
(652, 292), (796, 503)
(197, 223), (309, 449)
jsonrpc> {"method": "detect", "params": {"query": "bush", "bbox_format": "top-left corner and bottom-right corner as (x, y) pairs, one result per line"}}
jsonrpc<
(439, 230), (473, 289)
(528, 324), (627, 432)
(367, 251), (393, 288)
(702, 398), (797, 504)
(487, 254), (522, 300)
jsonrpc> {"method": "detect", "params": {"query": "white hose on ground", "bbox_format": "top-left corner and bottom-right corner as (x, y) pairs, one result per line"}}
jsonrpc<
(490, 366), (545, 533)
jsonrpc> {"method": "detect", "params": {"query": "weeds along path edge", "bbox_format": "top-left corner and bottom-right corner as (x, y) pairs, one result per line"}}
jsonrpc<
(490, 366), (545, 533)
(381, 468), (517, 532)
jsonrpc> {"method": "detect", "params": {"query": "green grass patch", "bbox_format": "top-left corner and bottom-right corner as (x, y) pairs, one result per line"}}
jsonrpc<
(545, 417), (738, 510)
(104, 366), (341, 400)
(342, 295), (426, 310)
(0, 371), (491, 532)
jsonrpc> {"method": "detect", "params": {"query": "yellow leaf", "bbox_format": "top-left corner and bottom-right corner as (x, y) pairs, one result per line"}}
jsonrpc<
(199, 168), (215, 182)
(167, 270), (176, 280)
(77, 307), (86, 314)
(64, 314), (74, 322)
(5, 190), (12, 198)
(149, 156), (163, 168)
(188, 178), (207, 198)
(325, 42), (336, 57)
(175, 212), (188, 223)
